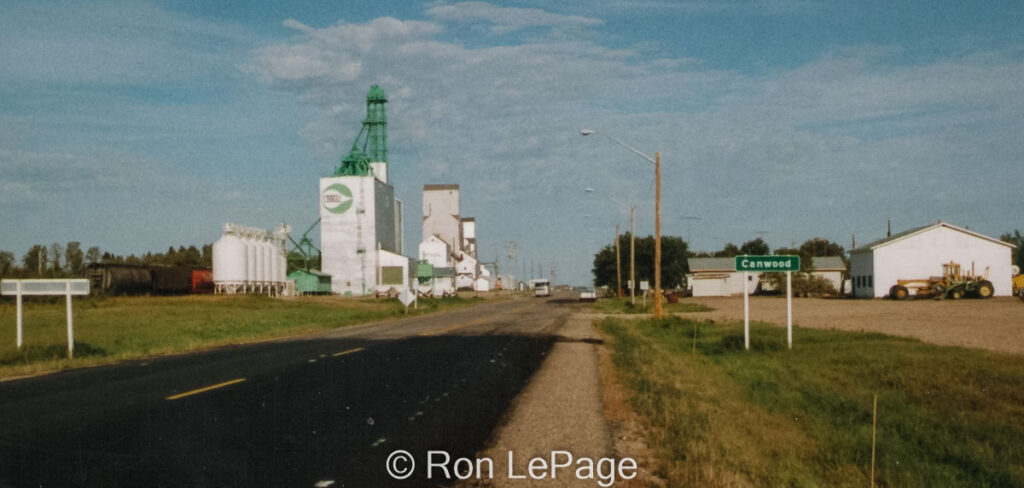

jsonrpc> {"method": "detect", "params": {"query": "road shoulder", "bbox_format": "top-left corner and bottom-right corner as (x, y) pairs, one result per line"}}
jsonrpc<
(461, 312), (655, 487)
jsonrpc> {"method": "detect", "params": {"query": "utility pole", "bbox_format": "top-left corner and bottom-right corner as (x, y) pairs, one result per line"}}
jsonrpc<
(654, 151), (662, 319)
(630, 206), (636, 305)
(615, 224), (622, 297)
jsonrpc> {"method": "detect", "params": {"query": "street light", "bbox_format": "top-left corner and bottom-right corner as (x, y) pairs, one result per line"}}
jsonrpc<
(581, 129), (663, 319)
(585, 188), (636, 305)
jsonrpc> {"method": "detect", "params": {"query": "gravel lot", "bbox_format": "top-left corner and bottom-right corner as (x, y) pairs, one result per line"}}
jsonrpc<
(677, 296), (1024, 355)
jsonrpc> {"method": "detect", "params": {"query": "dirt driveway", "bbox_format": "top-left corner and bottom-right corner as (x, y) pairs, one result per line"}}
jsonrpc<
(677, 296), (1024, 355)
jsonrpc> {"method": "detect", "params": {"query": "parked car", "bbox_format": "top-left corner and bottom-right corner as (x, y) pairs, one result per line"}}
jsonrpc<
(579, 288), (597, 302)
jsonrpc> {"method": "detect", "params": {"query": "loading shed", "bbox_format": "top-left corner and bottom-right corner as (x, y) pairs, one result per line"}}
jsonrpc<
(849, 222), (1015, 298)
(288, 269), (333, 295)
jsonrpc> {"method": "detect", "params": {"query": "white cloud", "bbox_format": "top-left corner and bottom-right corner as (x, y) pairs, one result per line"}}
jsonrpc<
(283, 18), (316, 33)
(425, 2), (602, 33)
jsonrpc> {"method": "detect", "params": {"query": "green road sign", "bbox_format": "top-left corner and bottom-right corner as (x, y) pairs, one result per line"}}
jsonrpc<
(735, 255), (800, 272)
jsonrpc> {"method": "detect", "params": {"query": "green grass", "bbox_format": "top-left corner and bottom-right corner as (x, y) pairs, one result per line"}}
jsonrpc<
(593, 296), (713, 315)
(600, 316), (1024, 487)
(0, 294), (485, 379)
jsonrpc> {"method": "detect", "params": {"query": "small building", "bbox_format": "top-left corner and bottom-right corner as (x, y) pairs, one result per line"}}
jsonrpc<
(810, 256), (847, 293)
(377, 250), (412, 294)
(430, 267), (456, 296)
(686, 257), (759, 297)
(288, 269), (333, 295)
(849, 222), (1015, 298)
(419, 234), (452, 269)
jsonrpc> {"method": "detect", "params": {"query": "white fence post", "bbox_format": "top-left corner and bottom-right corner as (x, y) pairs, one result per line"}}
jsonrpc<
(66, 281), (74, 359)
(16, 281), (23, 349)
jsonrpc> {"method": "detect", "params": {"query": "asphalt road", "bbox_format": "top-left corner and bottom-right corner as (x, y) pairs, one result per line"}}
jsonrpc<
(0, 295), (583, 487)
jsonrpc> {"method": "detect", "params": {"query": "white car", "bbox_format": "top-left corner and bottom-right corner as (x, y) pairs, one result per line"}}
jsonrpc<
(579, 288), (597, 302)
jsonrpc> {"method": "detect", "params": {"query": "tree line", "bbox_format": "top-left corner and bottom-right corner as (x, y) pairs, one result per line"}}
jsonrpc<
(593, 229), (1024, 293)
(0, 243), (213, 279)
(591, 235), (848, 292)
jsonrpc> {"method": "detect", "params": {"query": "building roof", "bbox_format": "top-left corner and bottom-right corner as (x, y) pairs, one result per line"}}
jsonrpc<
(850, 221), (1015, 253)
(688, 257), (736, 272)
(288, 269), (332, 278)
(424, 184), (460, 191)
(811, 256), (846, 271)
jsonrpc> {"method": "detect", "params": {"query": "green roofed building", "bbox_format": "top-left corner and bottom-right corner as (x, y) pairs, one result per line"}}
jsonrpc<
(288, 269), (333, 295)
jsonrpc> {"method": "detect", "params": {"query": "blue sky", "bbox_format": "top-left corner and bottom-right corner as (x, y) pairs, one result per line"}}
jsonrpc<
(2, 0), (1022, 285)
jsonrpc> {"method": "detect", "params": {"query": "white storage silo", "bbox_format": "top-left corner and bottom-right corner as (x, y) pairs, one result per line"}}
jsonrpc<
(269, 238), (280, 285)
(252, 239), (263, 284)
(276, 241), (287, 283)
(213, 232), (247, 293)
(261, 239), (273, 284)
(245, 237), (258, 289)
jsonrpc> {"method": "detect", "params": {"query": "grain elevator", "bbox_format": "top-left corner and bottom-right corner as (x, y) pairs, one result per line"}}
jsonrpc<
(320, 85), (408, 295)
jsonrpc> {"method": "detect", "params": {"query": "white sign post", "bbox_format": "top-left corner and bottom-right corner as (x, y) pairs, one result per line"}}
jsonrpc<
(743, 271), (750, 350)
(398, 288), (416, 314)
(735, 256), (800, 351)
(640, 280), (650, 308)
(786, 271), (793, 349)
(1, 279), (90, 358)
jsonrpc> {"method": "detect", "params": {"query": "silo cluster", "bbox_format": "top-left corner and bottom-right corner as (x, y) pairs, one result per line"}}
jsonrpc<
(212, 223), (290, 295)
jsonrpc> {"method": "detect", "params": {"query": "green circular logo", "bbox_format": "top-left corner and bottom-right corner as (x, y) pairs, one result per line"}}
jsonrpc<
(322, 183), (353, 214)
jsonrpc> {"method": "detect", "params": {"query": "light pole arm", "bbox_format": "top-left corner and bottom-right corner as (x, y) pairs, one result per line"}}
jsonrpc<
(582, 130), (656, 165)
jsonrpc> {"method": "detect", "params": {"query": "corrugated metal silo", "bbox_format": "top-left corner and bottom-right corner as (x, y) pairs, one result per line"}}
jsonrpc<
(246, 237), (258, 288)
(213, 233), (247, 284)
(269, 238), (280, 284)
(258, 238), (270, 284)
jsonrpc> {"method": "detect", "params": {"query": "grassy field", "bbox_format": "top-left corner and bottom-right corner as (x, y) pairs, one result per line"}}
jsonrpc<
(600, 316), (1024, 487)
(0, 294), (485, 379)
(593, 296), (714, 315)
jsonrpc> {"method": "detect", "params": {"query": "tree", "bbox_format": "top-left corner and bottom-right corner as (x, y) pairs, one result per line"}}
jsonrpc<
(49, 242), (63, 275)
(200, 244), (213, 268)
(182, 245), (202, 267)
(85, 246), (101, 266)
(0, 250), (15, 278)
(739, 238), (770, 256)
(23, 245), (48, 277)
(593, 234), (690, 291)
(65, 241), (84, 275)
(713, 243), (741, 258)
(1000, 230), (1024, 270)
(798, 238), (847, 272)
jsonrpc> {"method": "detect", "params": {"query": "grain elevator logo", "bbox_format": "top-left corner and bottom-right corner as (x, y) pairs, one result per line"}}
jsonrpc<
(322, 183), (353, 215)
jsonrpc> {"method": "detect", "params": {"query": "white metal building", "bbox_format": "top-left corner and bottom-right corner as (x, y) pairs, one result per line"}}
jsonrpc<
(461, 217), (477, 258)
(849, 222), (1015, 298)
(319, 175), (402, 296)
(422, 184), (461, 254)
(810, 256), (846, 293)
(686, 257), (759, 297)
(419, 235), (451, 269)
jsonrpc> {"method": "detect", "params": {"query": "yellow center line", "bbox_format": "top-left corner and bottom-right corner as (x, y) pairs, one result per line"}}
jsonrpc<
(166, 378), (247, 401)
(332, 347), (365, 357)
(420, 317), (491, 336)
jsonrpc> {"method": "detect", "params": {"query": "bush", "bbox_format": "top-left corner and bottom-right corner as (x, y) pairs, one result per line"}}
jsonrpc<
(761, 272), (838, 297)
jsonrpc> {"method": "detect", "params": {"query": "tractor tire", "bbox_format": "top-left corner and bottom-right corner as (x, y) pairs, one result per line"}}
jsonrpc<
(950, 288), (964, 300)
(976, 281), (994, 299)
(889, 285), (909, 300)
